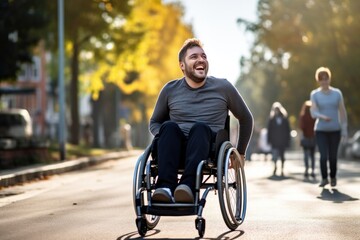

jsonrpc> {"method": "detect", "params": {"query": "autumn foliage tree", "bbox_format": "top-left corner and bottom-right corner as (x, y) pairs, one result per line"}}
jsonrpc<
(85, 0), (193, 146)
(88, 0), (192, 105)
(58, 0), (134, 145)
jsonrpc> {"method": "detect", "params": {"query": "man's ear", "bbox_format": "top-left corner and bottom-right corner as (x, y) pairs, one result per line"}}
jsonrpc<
(179, 61), (185, 72)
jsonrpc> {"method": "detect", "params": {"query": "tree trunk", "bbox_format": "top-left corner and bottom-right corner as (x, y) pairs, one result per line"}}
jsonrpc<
(103, 83), (118, 148)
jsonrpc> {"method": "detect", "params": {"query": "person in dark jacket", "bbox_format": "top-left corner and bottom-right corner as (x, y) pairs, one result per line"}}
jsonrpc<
(267, 102), (291, 176)
(299, 100), (316, 179)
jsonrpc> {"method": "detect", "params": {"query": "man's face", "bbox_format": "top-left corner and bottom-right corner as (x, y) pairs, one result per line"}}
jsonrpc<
(180, 46), (208, 83)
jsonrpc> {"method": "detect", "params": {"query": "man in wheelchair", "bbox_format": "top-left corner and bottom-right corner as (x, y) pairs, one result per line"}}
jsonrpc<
(149, 38), (253, 204)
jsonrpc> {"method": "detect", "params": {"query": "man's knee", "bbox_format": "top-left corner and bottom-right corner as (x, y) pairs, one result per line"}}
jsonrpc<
(158, 121), (185, 148)
(159, 121), (181, 135)
(189, 122), (211, 135)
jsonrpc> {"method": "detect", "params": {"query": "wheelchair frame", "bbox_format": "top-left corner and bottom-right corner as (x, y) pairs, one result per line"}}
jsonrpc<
(133, 131), (247, 238)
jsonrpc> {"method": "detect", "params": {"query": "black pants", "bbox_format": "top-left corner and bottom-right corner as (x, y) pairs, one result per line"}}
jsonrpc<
(302, 146), (316, 172)
(155, 121), (214, 193)
(315, 130), (341, 179)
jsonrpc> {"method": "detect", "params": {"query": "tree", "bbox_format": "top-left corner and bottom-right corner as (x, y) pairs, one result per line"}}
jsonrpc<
(237, 0), (360, 131)
(52, 0), (133, 145)
(85, 0), (193, 147)
(88, 0), (192, 98)
(0, 0), (48, 81)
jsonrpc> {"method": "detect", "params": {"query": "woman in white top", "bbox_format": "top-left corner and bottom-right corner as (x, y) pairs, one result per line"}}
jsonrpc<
(310, 67), (348, 187)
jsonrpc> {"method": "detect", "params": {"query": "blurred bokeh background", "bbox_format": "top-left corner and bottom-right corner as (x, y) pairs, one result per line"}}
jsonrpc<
(0, 0), (359, 163)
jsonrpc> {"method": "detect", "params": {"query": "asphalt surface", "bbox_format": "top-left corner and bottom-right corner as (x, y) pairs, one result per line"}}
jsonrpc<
(0, 150), (142, 188)
(1, 150), (359, 239)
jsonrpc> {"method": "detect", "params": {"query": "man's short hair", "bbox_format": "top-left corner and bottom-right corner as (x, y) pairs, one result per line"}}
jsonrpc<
(178, 38), (203, 62)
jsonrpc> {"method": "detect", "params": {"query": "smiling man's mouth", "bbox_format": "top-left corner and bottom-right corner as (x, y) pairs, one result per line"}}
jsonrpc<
(195, 65), (205, 70)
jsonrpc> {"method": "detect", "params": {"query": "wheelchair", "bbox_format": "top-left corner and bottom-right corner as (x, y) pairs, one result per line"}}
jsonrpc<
(132, 121), (247, 238)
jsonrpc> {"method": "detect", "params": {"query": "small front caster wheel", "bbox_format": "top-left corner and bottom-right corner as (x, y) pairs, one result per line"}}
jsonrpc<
(195, 218), (206, 238)
(136, 218), (147, 236)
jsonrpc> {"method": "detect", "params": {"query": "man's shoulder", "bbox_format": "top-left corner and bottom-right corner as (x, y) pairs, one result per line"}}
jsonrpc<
(160, 78), (184, 94)
(164, 78), (184, 88)
(207, 76), (227, 83)
(207, 76), (233, 88)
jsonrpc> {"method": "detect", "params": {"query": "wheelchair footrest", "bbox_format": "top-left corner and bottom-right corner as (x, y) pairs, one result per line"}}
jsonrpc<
(142, 205), (198, 216)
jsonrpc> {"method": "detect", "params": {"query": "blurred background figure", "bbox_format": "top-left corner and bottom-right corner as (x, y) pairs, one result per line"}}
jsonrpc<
(83, 121), (92, 146)
(120, 122), (133, 151)
(299, 100), (316, 179)
(267, 102), (291, 176)
(310, 67), (348, 187)
(257, 127), (272, 161)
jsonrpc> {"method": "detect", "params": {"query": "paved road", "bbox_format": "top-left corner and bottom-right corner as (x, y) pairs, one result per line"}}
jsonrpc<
(0, 151), (359, 239)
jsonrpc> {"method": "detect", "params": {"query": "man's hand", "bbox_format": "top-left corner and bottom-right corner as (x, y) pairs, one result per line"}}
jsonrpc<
(229, 153), (245, 169)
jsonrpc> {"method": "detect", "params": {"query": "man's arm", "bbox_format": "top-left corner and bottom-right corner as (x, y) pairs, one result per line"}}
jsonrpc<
(149, 86), (170, 136)
(226, 84), (254, 155)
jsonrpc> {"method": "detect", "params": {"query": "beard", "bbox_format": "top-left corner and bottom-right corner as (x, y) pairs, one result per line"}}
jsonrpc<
(184, 62), (208, 83)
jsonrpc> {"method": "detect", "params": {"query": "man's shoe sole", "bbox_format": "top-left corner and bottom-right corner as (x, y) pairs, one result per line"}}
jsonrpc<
(174, 184), (194, 203)
(152, 189), (173, 203)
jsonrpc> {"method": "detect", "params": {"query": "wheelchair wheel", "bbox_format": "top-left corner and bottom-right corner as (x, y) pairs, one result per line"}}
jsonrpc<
(217, 141), (247, 230)
(195, 217), (206, 238)
(133, 145), (160, 230)
(136, 217), (147, 236)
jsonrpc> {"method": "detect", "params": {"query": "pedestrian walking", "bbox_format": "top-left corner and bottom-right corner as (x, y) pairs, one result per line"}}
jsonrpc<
(299, 100), (316, 179)
(267, 102), (291, 176)
(310, 67), (348, 187)
(258, 127), (272, 161)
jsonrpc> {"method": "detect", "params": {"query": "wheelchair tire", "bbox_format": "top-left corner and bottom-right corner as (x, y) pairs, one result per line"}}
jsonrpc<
(136, 217), (147, 236)
(217, 141), (247, 230)
(195, 217), (206, 238)
(133, 145), (160, 230)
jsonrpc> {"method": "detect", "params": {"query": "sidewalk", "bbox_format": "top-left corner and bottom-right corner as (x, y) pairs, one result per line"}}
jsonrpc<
(0, 150), (142, 188)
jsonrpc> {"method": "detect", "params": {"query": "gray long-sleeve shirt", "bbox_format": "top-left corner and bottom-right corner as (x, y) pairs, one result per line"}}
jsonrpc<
(149, 76), (253, 154)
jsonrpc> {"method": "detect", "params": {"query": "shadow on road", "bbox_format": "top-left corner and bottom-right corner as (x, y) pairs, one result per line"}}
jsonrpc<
(317, 188), (359, 203)
(267, 174), (293, 181)
(117, 229), (245, 240)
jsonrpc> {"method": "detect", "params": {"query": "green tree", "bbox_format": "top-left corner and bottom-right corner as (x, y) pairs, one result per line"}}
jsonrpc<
(238, 0), (360, 132)
(0, 0), (48, 80)
(41, 0), (131, 144)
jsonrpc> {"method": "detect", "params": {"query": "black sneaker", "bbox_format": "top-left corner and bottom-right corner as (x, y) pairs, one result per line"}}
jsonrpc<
(319, 179), (329, 187)
(330, 178), (337, 187)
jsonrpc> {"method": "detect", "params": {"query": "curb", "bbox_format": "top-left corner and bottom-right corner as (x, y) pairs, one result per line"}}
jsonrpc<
(0, 150), (142, 188)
